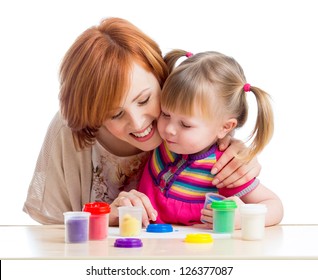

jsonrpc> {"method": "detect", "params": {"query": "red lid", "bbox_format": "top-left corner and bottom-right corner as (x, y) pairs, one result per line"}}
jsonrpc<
(83, 202), (111, 215)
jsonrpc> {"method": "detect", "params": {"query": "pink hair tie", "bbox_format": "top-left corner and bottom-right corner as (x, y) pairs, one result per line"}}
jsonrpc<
(186, 52), (193, 58)
(243, 83), (251, 92)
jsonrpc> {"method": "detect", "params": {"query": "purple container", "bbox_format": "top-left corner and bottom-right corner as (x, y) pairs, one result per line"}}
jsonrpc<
(64, 212), (90, 243)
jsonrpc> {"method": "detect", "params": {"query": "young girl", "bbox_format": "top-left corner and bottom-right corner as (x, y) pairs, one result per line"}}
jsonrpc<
(138, 49), (283, 228)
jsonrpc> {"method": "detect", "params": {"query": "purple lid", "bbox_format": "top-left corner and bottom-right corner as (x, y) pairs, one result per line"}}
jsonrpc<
(114, 238), (143, 248)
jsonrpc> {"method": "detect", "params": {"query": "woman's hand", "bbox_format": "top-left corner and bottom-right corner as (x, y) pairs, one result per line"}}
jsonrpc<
(212, 139), (261, 188)
(109, 189), (158, 227)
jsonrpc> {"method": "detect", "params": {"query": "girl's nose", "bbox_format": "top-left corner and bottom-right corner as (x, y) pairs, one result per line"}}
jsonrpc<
(165, 122), (177, 136)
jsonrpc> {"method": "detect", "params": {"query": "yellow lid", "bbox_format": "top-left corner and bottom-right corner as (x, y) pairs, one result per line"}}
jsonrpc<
(184, 233), (214, 243)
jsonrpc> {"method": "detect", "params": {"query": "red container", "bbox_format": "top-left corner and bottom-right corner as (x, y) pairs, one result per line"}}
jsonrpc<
(83, 202), (111, 240)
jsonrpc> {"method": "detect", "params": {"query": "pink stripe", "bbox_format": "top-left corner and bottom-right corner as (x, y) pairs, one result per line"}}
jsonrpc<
(178, 175), (211, 185)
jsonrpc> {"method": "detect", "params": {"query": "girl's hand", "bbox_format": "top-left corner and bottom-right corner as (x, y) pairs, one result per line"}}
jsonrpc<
(200, 205), (213, 226)
(109, 190), (158, 227)
(200, 196), (244, 230)
(212, 139), (261, 188)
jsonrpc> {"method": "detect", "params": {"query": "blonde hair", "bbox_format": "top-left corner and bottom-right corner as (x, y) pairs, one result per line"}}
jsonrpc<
(59, 17), (168, 149)
(162, 49), (274, 162)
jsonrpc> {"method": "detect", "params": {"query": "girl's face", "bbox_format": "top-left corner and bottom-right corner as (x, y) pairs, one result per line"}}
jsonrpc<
(103, 62), (162, 151)
(158, 106), (231, 155)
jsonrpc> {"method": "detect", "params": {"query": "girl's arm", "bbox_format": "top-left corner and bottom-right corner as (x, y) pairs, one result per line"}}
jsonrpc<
(201, 184), (283, 229)
(238, 183), (284, 227)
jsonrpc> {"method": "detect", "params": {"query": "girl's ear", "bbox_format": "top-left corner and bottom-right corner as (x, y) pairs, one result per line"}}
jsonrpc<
(218, 118), (237, 139)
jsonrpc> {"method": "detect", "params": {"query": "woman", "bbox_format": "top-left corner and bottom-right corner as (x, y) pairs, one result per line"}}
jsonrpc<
(23, 17), (261, 226)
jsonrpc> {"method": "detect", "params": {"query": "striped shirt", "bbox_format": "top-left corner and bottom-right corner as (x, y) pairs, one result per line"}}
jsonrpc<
(148, 141), (258, 203)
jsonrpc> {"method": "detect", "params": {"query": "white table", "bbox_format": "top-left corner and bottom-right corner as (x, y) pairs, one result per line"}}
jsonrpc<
(0, 224), (317, 259)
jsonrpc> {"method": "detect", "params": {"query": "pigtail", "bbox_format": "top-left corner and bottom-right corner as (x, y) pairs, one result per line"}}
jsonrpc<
(245, 85), (274, 162)
(163, 49), (189, 74)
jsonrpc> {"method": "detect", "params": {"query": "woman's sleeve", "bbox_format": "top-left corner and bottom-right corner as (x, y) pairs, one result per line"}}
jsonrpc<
(23, 112), (92, 224)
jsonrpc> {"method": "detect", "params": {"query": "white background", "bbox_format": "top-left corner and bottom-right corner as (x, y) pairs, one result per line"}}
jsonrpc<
(0, 0), (317, 225)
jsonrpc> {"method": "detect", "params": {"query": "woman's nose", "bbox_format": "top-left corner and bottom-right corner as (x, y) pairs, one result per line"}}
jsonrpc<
(127, 110), (145, 130)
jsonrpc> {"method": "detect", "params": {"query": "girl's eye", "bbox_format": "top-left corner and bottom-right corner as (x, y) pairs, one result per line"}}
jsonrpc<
(181, 122), (191, 128)
(161, 111), (170, 118)
(138, 96), (150, 105)
(111, 111), (123, 120)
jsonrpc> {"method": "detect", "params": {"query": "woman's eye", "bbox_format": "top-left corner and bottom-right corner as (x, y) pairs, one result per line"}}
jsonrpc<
(138, 96), (150, 105)
(111, 111), (123, 120)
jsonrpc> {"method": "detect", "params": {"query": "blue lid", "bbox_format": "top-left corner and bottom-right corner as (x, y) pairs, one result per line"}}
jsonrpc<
(114, 238), (143, 248)
(205, 193), (225, 201)
(146, 223), (173, 233)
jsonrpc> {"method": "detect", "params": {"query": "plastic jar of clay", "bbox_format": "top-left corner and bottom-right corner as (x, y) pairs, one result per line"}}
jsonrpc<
(211, 200), (237, 234)
(83, 202), (111, 240)
(118, 206), (142, 237)
(240, 204), (267, 240)
(63, 211), (90, 243)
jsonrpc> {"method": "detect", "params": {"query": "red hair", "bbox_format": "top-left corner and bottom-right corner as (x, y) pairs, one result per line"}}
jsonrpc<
(59, 17), (168, 149)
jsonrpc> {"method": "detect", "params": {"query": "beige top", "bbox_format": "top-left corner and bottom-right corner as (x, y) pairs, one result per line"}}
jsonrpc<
(23, 112), (149, 224)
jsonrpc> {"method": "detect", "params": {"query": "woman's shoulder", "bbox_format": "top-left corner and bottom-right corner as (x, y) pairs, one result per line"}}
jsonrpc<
(40, 111), (92, 163)
(46, 111), (72, 138)
(43, 111), (78, 147)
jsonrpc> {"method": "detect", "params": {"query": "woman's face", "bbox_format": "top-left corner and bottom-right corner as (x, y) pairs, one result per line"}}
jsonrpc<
(103, 62), (162, 151)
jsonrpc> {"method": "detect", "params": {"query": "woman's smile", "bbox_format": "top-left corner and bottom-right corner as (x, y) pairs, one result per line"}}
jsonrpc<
(131, 122), (156, 142)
